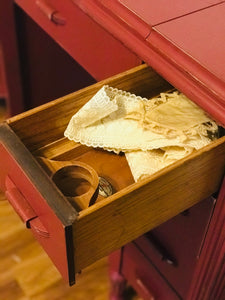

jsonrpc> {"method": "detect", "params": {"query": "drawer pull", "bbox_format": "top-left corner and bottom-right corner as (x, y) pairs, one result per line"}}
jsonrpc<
(145, 232), (177, 266)
(136, 277), (155, 300)
(36, 0), (66, 25)
(5, 176), (36, 225)
(29, 217), (50, 238)
(5, 176), (49, 237)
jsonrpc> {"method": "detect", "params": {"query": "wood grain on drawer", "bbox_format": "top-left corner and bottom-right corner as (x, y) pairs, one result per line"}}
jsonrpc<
(73, 136), (225, 271)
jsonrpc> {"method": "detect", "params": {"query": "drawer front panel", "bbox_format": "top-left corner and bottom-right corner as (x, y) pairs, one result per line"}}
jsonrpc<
(134, 197), (216, 298)
(122, 243), (180, 300)
(0, 124), (77, 285)
(15, 0), (141, 80)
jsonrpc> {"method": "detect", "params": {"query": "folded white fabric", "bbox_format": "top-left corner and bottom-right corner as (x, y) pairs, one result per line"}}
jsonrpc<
(125, 146), (191, 182)
(64, 85), (218, 181)
(68, 85), (118, 128)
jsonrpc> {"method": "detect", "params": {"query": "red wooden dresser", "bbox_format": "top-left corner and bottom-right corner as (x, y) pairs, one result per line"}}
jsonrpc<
(0, 1), (225, 300)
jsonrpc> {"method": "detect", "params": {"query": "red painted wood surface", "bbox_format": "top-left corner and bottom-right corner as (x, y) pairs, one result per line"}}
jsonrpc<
(0, 124), (77, 285)
(118, 0), (223, 26)
(154, 3), (225, 104)
(0, 0), (24, 115)
(75, 0), (225, 126)
(1, 1), (224, 298)
(122, 243), (180, 300)
(15, 0), (141, 81)
(188, 178), (225, 300)
(14, 8), (96, 110)
(109, 190), (224, 300)
(1, 0), (140, 113)
(108, 250), (127, 300)
(134, 197), (216, 298)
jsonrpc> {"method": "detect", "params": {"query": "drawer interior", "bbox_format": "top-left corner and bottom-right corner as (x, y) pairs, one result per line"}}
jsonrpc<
(36, 144), (134, 211)
(7, 64), (174, 211)
(6, 64), (225, 273)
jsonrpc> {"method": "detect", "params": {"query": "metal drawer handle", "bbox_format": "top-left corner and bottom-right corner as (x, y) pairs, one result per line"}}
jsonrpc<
(145, 232), (177, 266)
(36, 0), (66, 25)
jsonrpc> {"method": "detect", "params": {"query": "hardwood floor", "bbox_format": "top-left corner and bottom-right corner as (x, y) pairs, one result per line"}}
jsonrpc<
(0, 101), (140, 300)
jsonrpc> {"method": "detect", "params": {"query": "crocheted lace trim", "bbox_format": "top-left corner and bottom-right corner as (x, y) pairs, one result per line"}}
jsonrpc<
(64, 85), (218, 181)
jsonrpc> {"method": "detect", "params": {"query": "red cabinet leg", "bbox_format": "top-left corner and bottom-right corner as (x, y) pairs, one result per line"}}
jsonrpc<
(109, 272), (127, 300)
(109, 250), (127, 300)
(0, 1), (24, 115)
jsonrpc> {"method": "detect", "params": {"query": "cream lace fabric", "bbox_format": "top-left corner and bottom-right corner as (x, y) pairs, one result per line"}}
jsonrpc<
(125, 147), (191, 182)
(69, 86), (118, 128)
(65, 85), (218, 182)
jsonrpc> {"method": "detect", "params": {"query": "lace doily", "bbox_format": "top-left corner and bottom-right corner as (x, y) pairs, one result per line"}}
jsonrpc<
(64, 85), (218, 181)
(68, 85), (119, 128)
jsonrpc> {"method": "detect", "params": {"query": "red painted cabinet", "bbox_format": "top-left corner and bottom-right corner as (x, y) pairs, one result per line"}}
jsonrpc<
(117, 0), (223, 26)
(75, 0), (225, 126)
(0, 1), (225, 299)
(15, 0), (141, 81)
(133, 197), (216, 298)
(1, 64), (224, 290)
(122, 243), (180, 300)
(110, 196), (224, 299)
(0, 0), (141, 114)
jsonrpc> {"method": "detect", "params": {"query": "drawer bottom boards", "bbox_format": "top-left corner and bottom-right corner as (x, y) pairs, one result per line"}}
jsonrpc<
(0, 64), (225, 284)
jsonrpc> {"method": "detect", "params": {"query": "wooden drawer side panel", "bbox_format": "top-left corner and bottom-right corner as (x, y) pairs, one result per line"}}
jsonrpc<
(73, 137), (225, 271)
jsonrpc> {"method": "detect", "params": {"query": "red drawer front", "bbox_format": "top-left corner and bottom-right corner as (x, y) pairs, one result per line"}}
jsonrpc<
(122, 243), (180, 300)
(134, 197), (215, 298)
(15, 0), (141, 81)
(0, 124), (77, 285)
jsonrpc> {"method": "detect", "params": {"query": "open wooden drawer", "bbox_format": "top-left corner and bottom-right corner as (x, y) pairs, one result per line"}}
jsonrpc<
(0, 64), (224, 285)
